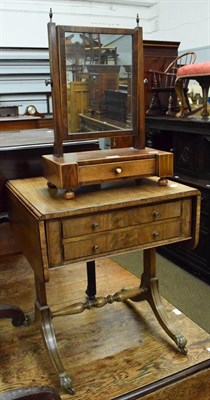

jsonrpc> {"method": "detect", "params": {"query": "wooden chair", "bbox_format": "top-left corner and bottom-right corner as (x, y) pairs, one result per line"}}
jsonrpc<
(146, 52), (196, 116)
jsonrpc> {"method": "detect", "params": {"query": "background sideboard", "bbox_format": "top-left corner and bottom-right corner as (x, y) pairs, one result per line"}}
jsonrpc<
(146, 115), (210, 283)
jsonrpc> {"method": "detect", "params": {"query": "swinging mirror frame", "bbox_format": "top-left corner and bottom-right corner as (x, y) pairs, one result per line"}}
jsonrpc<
(48, 20), (145, 157)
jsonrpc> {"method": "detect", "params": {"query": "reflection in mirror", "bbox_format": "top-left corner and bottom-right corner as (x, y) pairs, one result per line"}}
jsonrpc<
(64, 32), (132, 135)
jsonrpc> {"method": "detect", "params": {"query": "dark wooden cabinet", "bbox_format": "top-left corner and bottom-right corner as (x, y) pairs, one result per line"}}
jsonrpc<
(146, 116), (210, 283)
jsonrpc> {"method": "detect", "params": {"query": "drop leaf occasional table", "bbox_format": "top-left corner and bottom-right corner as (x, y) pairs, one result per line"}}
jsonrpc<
(6, 176), (200, 393)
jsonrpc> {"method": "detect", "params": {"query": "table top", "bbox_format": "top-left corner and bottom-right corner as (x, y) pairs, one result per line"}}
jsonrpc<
(0, 115), (42, 122)
(7, 176), (200, 220)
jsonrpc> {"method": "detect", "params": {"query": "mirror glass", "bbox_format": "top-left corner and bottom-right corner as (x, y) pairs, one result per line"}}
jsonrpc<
(57, 28), (133, 137)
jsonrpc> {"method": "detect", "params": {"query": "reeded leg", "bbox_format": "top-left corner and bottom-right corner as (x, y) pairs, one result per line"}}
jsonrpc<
(34, 276), (75, 394)
(140, 248), (187, 354)
(147, 278), (187, 354)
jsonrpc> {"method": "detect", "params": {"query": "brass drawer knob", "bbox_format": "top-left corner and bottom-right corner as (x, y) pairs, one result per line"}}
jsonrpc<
(93, 244), (99, 251)
(153, 231), (159, 239)
(153, 210), (160, 218)
(115, 167), (122, 174)
(92, 222), (99, 229)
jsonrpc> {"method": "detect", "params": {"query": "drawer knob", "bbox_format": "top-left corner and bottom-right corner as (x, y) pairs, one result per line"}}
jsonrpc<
(153, 210), (160, 218)
(93, 244), (99, 251)
(115, 167), (122, 174)
(92, 222), (99, 229)
(153, 231), (159, 239)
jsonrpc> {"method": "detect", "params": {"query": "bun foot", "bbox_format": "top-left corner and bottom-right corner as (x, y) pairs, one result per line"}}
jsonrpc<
(158, 177), (168, 186)
(64, 189), (75, 199)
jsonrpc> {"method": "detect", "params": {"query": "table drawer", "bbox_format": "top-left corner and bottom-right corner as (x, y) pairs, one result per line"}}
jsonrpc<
(78, 158), (156, 184)
(62, 200), (182, 238)
(63, 219), (181, 262)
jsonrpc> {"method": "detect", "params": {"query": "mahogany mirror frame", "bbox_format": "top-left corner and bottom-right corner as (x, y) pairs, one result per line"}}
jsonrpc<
(47, 16), (145, 157)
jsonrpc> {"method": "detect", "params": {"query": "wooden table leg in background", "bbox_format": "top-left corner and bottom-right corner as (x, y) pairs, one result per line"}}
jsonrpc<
(86, 260), (96, 299)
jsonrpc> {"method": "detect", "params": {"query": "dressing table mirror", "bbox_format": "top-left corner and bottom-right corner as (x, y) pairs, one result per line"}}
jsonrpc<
(42, 12), (173, 198)
(5, 14), (201, 396)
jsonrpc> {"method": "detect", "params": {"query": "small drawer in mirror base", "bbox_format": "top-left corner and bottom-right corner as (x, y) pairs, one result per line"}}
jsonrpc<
(42, 147), (173, 193)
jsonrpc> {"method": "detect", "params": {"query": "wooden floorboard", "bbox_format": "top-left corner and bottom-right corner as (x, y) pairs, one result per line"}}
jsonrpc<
(0, 253), (210, 399)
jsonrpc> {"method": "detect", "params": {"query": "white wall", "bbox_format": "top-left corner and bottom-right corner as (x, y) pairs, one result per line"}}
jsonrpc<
(0, 1), (159, 47)
(151, 0), (210, 51)
(0, 0), (209, 53)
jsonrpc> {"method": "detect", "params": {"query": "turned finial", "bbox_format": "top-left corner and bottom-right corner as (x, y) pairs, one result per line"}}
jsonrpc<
(136, 13), (139, 27)
(49, 8), (53, 22)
